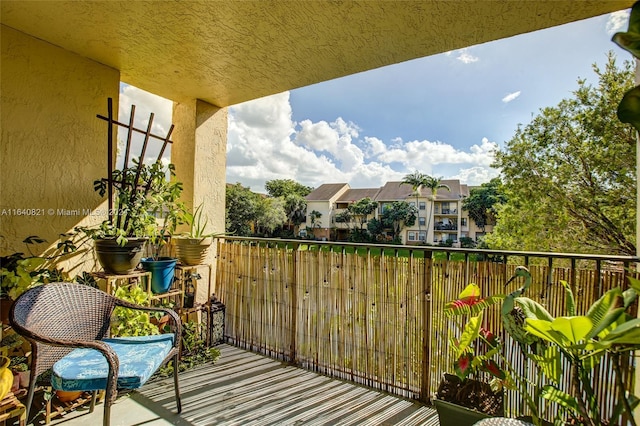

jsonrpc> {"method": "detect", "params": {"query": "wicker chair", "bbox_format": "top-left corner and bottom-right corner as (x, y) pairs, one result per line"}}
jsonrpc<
(9, 282), (182, 426)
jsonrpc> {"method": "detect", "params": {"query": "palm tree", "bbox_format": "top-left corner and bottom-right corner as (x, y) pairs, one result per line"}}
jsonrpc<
(424, 176), (450, 241)
(401, 171), (428, 241)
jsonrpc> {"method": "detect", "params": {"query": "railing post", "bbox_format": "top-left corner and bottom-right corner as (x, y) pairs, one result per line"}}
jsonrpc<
(421, 250), (433, 402)
(290, 242), (299, 363)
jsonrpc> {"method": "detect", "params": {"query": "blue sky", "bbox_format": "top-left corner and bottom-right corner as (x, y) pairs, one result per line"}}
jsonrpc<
(122, 9), (632, 193)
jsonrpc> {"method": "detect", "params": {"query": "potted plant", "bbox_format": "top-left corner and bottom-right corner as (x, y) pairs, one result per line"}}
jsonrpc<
(520, 275), (640, 426)
(138, 162), (185, 293)
(77, 160), (183, 276)
(173, 203), (220, 266)
(77, 160), (164, 274)
(435, 283), (508, 425)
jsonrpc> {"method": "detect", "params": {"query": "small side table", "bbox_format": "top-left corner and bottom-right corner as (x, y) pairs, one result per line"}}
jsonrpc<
(0, 391), (26, 426)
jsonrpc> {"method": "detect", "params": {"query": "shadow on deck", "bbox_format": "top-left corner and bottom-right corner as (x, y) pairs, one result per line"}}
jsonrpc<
(48, 344), (439, 426)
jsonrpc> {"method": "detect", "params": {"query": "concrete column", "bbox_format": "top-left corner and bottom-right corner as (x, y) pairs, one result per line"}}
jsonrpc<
(172, 99), (227, 303)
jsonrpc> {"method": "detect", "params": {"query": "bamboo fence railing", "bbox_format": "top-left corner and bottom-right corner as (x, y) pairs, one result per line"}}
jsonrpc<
(215, 237), (638, 422)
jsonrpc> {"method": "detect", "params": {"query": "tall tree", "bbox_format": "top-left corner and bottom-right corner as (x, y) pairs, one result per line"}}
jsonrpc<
(424, 176), (450, 240)
(348, 198), (378, 231)
(488, 53), (636, 255)
(225, 183), (261, 236)
(255, 197), (286, 236)
(380, 201), (417, 242)
(462, 178), (507, 232)
(401, 171), (428, 237)
(265, 179), (312, 236)
(265, 179), (313, 198)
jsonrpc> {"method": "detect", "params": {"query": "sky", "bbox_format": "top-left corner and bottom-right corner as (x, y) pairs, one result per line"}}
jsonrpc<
(119, 9), (632, 193)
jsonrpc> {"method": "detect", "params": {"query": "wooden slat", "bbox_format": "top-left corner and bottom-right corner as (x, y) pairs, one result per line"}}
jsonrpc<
(215, 239), (638, 423)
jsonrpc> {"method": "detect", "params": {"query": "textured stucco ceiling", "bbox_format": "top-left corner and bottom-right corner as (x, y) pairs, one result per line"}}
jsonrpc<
(1, 1), (634, 107)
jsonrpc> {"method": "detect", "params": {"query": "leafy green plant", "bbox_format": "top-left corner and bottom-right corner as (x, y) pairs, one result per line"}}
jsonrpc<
(0, 235), (77, 299)
(179, 203), (215, 239)
(76, 160), (184, 253)
(612, 1), (640, 132)
(110, 285), (159, 337)
(522, 276), (640, 426)
(156, 320), (220, 378)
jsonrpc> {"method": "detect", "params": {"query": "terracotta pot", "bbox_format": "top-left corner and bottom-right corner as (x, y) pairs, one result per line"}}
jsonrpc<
(173, 237), (212, 265)
(55, 390), (83, 402)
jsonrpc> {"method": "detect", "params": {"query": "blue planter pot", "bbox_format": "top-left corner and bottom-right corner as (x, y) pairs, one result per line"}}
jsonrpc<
(141, 257), (177, 294)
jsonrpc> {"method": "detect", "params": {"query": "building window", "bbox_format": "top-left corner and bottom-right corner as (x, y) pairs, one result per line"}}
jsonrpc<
(408, 231), (416, 241)
(418, 231), (426, 242)
(419, 217), (426, 226)
(419, 201), (426, 210)
(461, 218), (467, 226)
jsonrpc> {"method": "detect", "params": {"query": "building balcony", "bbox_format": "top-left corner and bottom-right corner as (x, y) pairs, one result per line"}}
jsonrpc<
(434, 223), (458, 231)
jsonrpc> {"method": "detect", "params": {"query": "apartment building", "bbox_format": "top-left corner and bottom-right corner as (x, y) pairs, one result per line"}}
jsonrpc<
(304, 180), (490, 245)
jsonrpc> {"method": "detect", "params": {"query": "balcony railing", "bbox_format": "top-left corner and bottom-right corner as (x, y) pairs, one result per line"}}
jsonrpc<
(434, 223), (457, 231)
(436, 208), (457, 215)
(215, 237), (638, 422)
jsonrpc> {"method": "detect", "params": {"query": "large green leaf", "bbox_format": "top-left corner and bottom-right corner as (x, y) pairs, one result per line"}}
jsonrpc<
(600, 318), (640, 346)
(525, 318), (567, 347)
(541, 385), (580, 416)
(551, 317), (592, 344)
(617, 85), (640, 132)
(585, 287), (625, 339)
(459, 283), (480, 300)
(516, 297), (554, 322)
(456, 313), (482, 357)
(528, 345), (561, 384)
(612, 0), (640, 59)
(560, 280), (575, 316)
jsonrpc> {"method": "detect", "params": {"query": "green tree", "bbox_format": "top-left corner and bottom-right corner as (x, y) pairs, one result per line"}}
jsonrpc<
(255, 197), (286, 236)
(265, 179), (312, 236)
(488, 53), (636, 255)
(225, 183), (261, 236)
(401, 171), (429, 236)
(283, 193), (307, 234)
(423, 176), (450, 237)
(401, 172), (450, 242)
(309, 210), (322, 228)
(462, 178), (507, 232)
(380, 201), (417, 242)
(265, 179), (313, 198)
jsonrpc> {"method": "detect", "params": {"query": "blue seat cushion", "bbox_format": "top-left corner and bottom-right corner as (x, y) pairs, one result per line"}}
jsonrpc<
(51, 334), (175, 391)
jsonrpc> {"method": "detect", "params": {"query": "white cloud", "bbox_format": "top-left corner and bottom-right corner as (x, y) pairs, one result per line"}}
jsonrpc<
(118, 86), (499, 192)
(226, 93), (499, 191)
(607, 10), (629, 35)
(450, 166), (500, 186)
(457, 48), (479, 64)
(502, 91), (521, 103)
(117, 84), (173, 167)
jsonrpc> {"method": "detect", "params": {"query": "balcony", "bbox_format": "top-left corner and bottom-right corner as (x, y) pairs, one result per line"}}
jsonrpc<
(435, 209), (457, 215)
(16, 236), (639, 426)
(54, 344), (437, 425)
(212, 237), (637, 423)
(434, 223), (458, 231)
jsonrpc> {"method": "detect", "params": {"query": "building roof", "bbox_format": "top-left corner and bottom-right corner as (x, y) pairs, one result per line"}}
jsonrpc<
(1, 1), (631, 107)
(306, 183), (349, 201)
(375, 182), (415, 202)
(337, 188), (380, 202)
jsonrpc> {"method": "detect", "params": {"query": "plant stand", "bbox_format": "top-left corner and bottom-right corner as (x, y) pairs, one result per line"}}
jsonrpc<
(0, 391), (26, 426)
(92, 270), (184, 307)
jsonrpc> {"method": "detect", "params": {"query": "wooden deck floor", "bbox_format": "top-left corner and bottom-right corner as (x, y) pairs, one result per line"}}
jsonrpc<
(50, 344), (439, 426)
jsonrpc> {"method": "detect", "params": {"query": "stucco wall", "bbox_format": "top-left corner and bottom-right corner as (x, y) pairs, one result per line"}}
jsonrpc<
(0, 25), (120, 266)
(172, 99), (227, 301)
